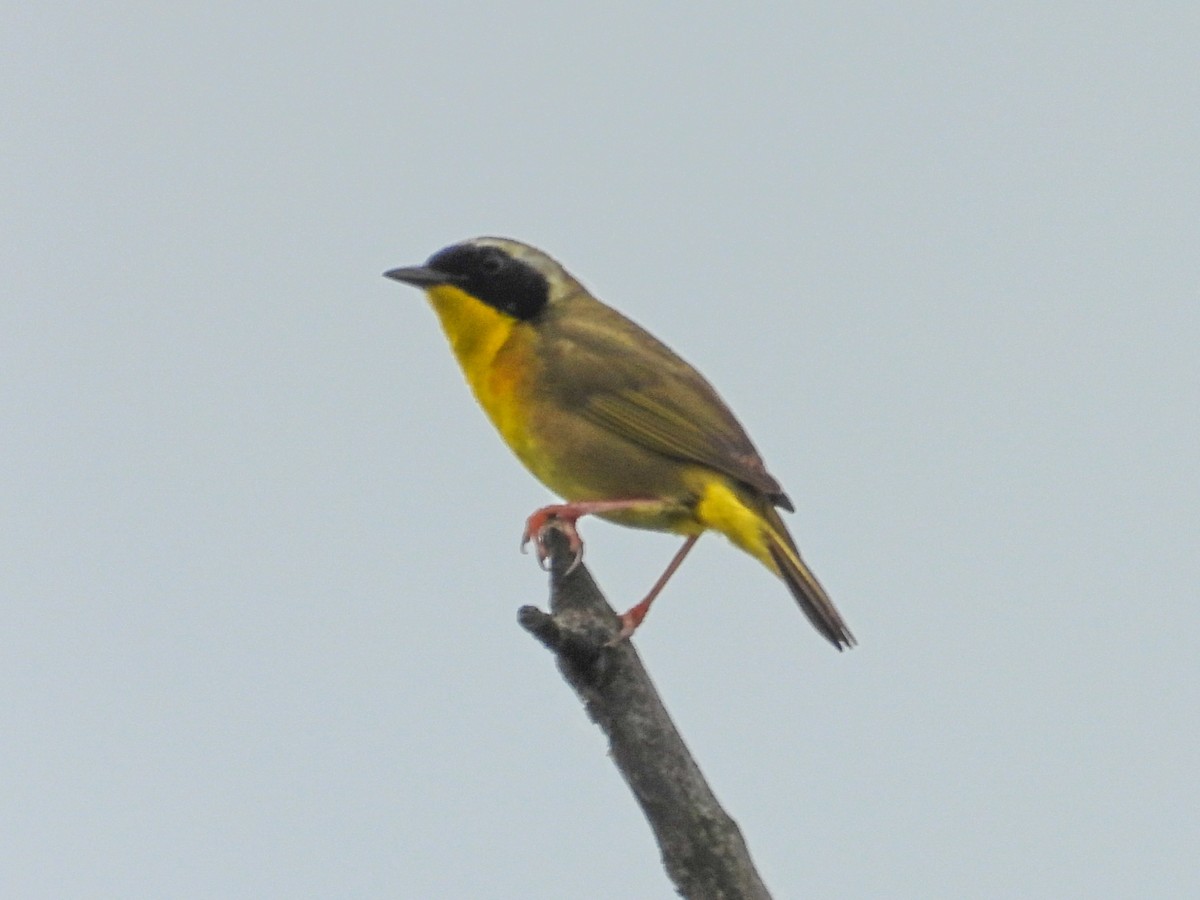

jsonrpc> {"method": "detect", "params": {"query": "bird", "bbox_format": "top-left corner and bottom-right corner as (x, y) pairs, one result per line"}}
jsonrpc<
(384, 237), (854, 650)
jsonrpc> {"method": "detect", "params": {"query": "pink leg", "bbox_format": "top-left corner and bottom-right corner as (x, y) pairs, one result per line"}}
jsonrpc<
(611, 534), (700, 644)
(520, 498), (664, 572)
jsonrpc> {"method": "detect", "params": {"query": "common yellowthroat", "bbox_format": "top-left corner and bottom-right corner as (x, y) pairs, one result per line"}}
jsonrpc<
(385, 238), (854, 650)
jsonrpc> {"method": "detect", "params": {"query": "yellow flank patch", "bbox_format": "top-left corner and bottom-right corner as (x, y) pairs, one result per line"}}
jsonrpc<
(693, 478), (772, 566)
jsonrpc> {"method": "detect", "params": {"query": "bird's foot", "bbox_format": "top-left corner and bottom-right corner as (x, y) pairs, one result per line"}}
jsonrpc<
(520, 504), (587, 573)
(606, 534), (699, 646)
(607, 598), (653, 646)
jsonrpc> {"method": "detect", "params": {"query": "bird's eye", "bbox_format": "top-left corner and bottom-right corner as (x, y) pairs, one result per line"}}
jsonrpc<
(479, 250), (506, 276)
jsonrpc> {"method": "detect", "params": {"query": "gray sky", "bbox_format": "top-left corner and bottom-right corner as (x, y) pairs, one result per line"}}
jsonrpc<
(5, 3), (1198, 897)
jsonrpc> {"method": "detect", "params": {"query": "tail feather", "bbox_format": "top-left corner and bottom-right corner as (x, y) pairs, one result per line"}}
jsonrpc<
(763, 510), (855, 651)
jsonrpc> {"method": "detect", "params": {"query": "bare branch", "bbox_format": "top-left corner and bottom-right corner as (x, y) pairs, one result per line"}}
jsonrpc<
(518, 528), (774, 900)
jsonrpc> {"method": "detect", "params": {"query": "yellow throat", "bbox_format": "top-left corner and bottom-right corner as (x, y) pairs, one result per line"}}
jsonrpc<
(424, 283), (535, 461)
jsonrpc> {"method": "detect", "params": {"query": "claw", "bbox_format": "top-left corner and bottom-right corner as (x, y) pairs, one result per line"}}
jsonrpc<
(521, 536), (551, 571)
(560, 522), (584, 573)
(519, 515), (541, 563)
(520, 505), (585, 573)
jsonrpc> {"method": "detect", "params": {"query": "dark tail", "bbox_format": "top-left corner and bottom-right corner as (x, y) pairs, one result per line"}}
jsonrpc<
(763, 509), (855, 651)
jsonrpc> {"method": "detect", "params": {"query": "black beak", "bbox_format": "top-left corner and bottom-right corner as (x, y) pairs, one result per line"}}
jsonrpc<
(383, 265), (459, 287)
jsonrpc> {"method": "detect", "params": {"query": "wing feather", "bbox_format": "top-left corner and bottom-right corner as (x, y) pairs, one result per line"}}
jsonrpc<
(540, 294), (792, 508)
